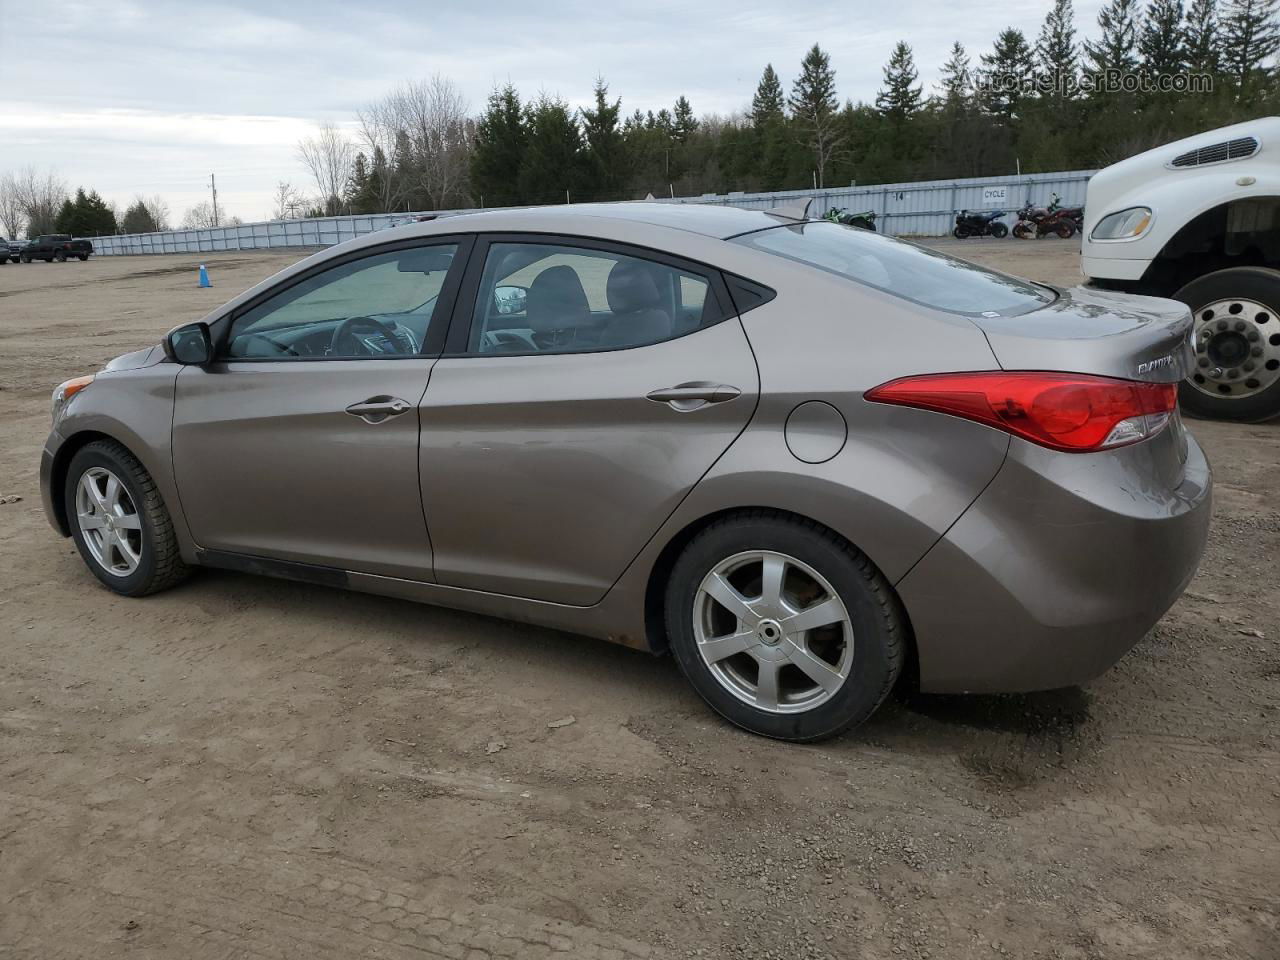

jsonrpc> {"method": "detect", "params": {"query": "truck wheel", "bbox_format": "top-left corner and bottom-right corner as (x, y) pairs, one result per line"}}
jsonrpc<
(1176, 267), (1280, 422)
(54, 250), (66, 262)
(77, 254), (88, 262)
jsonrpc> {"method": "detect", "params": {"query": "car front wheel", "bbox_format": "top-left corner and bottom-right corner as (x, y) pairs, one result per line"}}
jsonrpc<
(665, 512), (905, 741)
(64, 440), (190, 596)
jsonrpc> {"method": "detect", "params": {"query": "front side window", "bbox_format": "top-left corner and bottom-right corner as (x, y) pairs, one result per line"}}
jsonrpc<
(469, 242), (717, 354)
(226, 244), (458, 359)
(731, 221), (1054, 317)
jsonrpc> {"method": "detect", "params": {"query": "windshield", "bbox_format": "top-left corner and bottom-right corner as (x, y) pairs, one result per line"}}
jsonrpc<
(731, 221), (1055, 316)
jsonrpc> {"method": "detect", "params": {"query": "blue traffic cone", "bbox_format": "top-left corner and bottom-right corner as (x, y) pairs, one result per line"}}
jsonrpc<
(198, 263), (211, 288)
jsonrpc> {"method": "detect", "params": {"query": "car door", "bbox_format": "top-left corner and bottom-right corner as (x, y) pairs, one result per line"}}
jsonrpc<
(172, 237), (470, 580)
(419, 235), (760, 606)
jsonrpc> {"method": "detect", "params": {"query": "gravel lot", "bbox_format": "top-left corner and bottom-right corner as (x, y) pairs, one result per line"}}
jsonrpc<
(0, 238), (1276, 959)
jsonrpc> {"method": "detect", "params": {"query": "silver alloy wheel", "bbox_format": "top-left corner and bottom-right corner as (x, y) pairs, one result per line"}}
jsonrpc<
(1189, 297), (1280, 399)
(693, 550), (854, 714)
(75, 467), (143, 577)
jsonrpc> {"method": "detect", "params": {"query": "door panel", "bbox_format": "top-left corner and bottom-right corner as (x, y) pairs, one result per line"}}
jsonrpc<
(420, 319), (759, 605)
(174, 361), (436, 579)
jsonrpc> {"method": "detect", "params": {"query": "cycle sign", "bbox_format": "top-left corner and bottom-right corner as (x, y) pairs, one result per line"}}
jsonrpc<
(982, 186), (1009, 206)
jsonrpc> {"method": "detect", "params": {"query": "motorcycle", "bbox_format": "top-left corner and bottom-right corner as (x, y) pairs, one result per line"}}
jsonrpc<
(1013, 200), (1078, 239)
(952, 209), (1009, 239)
(823, 207), (878, 231)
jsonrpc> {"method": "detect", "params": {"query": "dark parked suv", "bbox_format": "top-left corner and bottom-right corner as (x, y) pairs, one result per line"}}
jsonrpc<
(21, 234), (93, 262)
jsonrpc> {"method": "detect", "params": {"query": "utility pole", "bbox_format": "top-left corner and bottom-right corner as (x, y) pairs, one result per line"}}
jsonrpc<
(209, 174), (220, 227)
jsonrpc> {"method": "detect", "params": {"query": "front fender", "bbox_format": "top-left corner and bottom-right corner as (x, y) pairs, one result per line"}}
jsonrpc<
(47, 363), (197, 560)
(1083, 173), (1280, 278)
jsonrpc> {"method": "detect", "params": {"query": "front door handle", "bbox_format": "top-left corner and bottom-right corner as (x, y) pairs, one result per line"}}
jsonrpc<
(646, 381), (741, 411)
(345, 395), (411, 424)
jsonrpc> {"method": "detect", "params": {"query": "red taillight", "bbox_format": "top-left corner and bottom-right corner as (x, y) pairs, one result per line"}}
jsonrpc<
(865, 372), (1178, 452)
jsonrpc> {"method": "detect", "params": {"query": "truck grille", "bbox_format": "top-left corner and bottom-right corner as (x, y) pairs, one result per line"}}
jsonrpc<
(1169, 136), (1259, 168)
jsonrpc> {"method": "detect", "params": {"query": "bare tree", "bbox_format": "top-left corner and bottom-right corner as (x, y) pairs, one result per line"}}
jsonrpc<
(356, 75), (472, 212)
(181, 201), (219, 229)
(397, 75), (473, 209)
(143, 195), (171, 231)
(10, 166), (68, 237)
(0, 172), (26, 239)
(297, 121), (355, 216)
(356, 98), (410, 212)
(271, 181), (307, 220)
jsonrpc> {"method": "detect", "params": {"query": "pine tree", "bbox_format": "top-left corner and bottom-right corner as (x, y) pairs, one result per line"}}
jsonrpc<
(1084, 0), (1144, 74)
(788, 43), (843, 186)
(980, 28), (1036, 121)
(937, 42), (972, 112)
(876, 41), (923, 122)
(672, 96), (699, 142)
(519, 94), (583, 203)
(581, 77), (625, 200)
(1141, 0), (1188, 74)
(1036, 0), (1080, 96)
(1219, 0), (1280, 89)
(121, 198), (160, 234)
(470, 84), (527, 206)
(54, 188), (117, 236)
(1185, 0), (1221, 71)
(750, 64), (786, 126)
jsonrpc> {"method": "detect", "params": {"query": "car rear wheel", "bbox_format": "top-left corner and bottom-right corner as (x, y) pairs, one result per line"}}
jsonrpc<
(78, 254), (88, 261)
(1176, 267), (1280, 422)
(64, 440), (190, 596)
(664, 512), (905, 742)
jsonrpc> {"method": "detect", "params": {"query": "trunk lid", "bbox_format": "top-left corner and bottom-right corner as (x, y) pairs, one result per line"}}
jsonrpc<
(971, 285), (1194, 384)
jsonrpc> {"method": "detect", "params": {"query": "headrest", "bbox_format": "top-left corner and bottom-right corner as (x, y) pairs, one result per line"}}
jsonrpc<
(606, 260), (664, 314)
(526, 265), (590, 332)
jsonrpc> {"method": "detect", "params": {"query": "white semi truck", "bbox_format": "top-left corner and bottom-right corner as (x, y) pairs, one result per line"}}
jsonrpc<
(1082, 116), (1280, 421)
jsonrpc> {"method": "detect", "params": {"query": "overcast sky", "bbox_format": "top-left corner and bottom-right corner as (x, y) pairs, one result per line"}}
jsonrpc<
(0, 0), (1107, 225)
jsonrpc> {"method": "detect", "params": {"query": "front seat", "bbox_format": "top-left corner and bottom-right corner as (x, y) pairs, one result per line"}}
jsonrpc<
(603, 261), (673, 348)
(526, 265), (592, 350)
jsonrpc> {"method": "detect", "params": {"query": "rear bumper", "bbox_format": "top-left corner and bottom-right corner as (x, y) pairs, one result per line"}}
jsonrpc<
(898, 424), (1212, 694)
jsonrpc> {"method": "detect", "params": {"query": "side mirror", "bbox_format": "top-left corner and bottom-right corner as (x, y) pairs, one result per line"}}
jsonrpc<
(494, 285), (528, 316)
(164, 321), (212, 365)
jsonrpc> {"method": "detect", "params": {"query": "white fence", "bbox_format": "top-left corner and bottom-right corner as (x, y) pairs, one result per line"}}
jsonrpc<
(84, 169), (1097, 256)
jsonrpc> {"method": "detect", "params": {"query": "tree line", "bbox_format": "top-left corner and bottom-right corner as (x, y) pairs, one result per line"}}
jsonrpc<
(310, 0), (1279, 215)
(0, 168), (236, 239)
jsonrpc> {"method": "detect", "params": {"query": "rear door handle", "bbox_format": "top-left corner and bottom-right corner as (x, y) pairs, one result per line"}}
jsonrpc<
(345, 395), (411, 423)
(646, 382), (741, 409)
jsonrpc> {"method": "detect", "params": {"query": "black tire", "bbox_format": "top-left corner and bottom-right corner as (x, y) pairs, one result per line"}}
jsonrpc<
(952, 226), (967, 239)
(54, 250), (66, 262)
(1174, 267), (1280, 422)
(1054, 222), (1075, 239)
(64, 439), (190, 597)
(20, 254), (29, 263)
(990, 222), (1009, 239)
(664, 511), (905, 742)
(78, 254), (88, 261)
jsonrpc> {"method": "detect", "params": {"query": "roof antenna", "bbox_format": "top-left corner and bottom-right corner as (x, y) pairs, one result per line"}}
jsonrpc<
(764, 197), (814, 221)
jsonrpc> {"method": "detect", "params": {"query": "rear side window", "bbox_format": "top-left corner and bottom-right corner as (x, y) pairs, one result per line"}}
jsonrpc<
(731, 221), (1054, 317)
(468, 241), (722, 354)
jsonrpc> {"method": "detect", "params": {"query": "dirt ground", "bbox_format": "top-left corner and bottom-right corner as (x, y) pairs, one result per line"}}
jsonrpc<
(0, 238), (1276, 960)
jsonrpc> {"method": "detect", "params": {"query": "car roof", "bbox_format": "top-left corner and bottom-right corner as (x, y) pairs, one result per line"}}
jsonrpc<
(418, 202), (783, 241)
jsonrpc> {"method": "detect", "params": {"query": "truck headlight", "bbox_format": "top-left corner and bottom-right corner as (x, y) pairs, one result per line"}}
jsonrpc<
(1091, 206), (1152, 240)
(51, 375), (94, 422)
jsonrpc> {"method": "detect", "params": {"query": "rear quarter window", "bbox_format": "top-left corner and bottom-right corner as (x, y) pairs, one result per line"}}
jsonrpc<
(731, 221), (1054, 317)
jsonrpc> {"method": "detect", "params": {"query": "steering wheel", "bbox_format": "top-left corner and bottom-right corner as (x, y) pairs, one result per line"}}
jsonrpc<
(328, 315), (412, 357)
